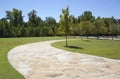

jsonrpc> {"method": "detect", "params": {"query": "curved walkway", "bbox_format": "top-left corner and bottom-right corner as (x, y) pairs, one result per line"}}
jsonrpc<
(8, 40), (120, 79)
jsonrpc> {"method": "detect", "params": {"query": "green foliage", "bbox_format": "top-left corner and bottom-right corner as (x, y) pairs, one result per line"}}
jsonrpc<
(80, 21), (93, 38)
(0, 8), (120, 37)
(45, 17), (57, 36)
(81, 11), (95, 21)
(28, 10), (41, 27)
(94, 17), (107, 39)
(59, 6), (71, 46)
(6, 8), (23, 27)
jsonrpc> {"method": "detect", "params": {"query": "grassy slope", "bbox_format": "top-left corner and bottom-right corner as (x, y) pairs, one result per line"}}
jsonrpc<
(0, 37), (63, 79)
(52, 39), (120, 59)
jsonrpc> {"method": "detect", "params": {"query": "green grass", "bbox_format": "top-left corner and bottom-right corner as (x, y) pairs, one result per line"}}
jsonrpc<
(0, 37), (63, 79)
(52, 39), (120, 60)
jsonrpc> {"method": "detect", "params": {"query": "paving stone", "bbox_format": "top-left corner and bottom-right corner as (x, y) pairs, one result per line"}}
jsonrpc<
(8, 40), (120, 79)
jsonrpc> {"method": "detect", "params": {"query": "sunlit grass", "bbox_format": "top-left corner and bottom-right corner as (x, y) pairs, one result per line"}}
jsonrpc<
(0, 37), (63, 79)
(52, 39), (120, 59)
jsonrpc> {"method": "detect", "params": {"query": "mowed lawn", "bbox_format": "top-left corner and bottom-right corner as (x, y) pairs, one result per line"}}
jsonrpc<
(0, 37), (63, 79)
(52, 39), (120, 59)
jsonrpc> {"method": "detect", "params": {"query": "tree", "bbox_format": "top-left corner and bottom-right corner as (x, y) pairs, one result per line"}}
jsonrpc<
(0, 8), (120, 38)
(6, 8), (23, 27)
(69, 15), (76, 35)
(94, 17), (106, 39)
(59, 6), (70, 46)
(80, 21), (92, 39)
(5, 8), (24, 37)
(81, 11), (95, 21)
(28, 10), (44, 36)
(110, 17), (117, 40)
(0, 18), (11, 37)
(80, 11), (95, 38)
(118, 24), (120, 35)
(57, 21), (65, 35)
(28, 10), (40, 27)
(45, 17), (57, 36)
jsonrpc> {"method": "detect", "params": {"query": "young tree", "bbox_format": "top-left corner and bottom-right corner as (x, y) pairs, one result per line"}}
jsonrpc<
(59, 6), (70, 46)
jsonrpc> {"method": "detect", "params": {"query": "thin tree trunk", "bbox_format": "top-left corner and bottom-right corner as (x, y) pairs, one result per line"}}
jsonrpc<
(87, 34), (88, 39)
(86, 31), (89, 39)
(81, 36), (83, 40)
(65, 35), (68, 46)
(97, 34), (99, 40)
(103, 35), (104, 40)
(97, 28), (99, 40)
(112, 33), (114, 40)
(97, 33), (99, 40)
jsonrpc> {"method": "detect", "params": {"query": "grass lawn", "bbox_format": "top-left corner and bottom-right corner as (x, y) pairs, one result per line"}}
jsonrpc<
(52, 39), (120, 60)
(0, 37), (63, 79)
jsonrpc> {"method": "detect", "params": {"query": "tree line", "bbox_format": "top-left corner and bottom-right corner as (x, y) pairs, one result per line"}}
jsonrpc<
(0, 8), (120, 38)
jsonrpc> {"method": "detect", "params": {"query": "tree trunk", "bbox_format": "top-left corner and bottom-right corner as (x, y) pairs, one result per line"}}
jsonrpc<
(65, 35), (68, 46)
(81, 36), (83, 40)
(103, 35), (104, 40)
(87, 34), (88, 39)
(112, 33), (114, 40)
(97, 34), (99, 40)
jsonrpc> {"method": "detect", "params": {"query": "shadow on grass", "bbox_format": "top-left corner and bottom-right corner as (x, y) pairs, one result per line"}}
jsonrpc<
(65, 45), (84, 49)
(83, 40), (91, 42)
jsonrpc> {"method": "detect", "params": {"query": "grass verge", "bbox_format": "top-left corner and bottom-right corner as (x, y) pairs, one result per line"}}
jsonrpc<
(52, 39), (120, 59)
(0, 37), (63, 79)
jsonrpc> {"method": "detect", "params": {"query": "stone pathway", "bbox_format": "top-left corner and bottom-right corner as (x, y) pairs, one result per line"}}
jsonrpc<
(8, 40), (120, 79)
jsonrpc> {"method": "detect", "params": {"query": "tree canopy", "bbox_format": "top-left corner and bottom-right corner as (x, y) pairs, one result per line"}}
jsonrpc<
(0, 8), (120, 38)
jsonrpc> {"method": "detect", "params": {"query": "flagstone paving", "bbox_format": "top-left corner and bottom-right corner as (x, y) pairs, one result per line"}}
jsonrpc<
(8, 40), (120, 79)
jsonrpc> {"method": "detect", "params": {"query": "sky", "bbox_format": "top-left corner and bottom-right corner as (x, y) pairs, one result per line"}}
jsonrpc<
(0, 0), (120, 22)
